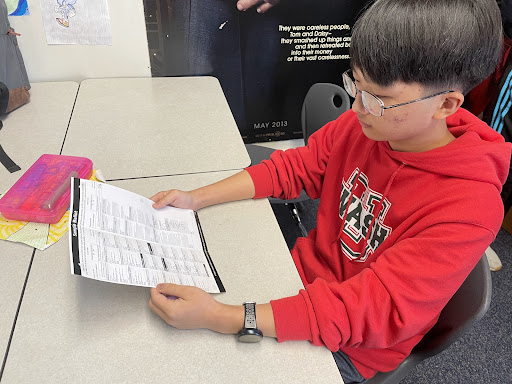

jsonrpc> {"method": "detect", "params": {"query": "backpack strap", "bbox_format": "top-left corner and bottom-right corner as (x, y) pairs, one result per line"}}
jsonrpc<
(0, 143), (20, 173)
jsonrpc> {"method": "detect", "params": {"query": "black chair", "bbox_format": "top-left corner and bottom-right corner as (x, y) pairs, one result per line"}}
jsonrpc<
(245, 83), (350, 236)
(366, 254), (492, 383)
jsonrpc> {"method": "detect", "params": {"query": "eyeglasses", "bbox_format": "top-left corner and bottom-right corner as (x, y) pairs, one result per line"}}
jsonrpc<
(342, 70), (453, 117)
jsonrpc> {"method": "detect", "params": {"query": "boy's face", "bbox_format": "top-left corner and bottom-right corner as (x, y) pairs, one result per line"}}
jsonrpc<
(351, 68), (453, 152)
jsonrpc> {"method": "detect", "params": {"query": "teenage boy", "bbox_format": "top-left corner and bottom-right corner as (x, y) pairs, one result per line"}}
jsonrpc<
(148, 0), (511, 382)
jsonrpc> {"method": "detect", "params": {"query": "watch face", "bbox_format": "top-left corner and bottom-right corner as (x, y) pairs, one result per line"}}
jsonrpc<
(237, 328), (263, 343)
(238, 333), (264, 343)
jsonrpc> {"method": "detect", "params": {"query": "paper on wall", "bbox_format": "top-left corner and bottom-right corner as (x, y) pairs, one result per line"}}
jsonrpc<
(39, 0), (112, 45)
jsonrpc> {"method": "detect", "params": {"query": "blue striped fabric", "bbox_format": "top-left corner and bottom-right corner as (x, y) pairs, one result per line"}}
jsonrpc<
(491, 66), (512, 134)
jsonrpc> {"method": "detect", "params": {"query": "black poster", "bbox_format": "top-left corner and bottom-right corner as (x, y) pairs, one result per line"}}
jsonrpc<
(144, 0), (366, 143)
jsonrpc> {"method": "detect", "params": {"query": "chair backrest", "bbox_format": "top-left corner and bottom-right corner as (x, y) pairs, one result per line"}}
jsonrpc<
(366, 254), (492, 384)
(300, 83), (350, 145)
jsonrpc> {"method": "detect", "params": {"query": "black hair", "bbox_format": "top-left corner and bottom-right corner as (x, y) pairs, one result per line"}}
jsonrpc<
(350, 0), (503, 94)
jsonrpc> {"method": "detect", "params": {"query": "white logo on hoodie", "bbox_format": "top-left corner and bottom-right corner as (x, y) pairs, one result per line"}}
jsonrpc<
(339, 168), (392, 262)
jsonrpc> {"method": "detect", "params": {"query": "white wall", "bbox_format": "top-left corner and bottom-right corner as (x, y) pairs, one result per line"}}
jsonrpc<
(8, 0), (151, 83)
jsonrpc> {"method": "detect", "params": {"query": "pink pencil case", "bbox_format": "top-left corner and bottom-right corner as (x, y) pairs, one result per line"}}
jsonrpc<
(0, 154), (93, 223)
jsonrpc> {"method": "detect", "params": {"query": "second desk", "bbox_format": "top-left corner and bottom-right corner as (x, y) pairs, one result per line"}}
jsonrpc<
(61, 77), (251, 180)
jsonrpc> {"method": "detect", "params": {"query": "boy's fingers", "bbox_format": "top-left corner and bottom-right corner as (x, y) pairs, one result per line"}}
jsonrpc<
(149, 295), (170, 320)
(151, 191), (176, 208)
(149, 286), (180, 310)
(149, 191), (165, 202)
(156, 283), (187, 298)
(149, 287), (167, 307)
(150, 191), (170, 208)
(152, 200), (166, 209)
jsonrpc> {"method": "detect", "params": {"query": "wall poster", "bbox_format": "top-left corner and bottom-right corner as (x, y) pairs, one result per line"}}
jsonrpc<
(39, 0), (112, 45)
(143, 0), (367, 143)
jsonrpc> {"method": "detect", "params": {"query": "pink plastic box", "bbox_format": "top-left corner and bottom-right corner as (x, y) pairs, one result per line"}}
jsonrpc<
(0, 154), (93, 223)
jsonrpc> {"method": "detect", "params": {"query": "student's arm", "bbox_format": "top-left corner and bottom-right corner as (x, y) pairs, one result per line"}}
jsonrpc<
(246, 119), (340, 202)
(148, 283), (277, 338)
(271, 222), (497, 352)
(151, 115), (336, 209)
(150, 170), (255, 211)
(152, 117), (341, 211)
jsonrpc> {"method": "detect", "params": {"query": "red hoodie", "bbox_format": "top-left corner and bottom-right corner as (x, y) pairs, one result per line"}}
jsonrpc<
(245, 108), (511, 379)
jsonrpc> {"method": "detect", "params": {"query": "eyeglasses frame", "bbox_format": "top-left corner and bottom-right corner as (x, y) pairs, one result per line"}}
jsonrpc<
(342, 70), (453, 117)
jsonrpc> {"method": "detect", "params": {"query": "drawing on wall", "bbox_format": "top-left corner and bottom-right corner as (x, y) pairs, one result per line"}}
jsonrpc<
(55, 0), (77, 28)
(40, 0), (112, 45)
(6, 0), (29, 16)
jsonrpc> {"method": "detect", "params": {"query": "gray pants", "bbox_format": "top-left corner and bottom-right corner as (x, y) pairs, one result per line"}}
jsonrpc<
(332, 350), (366, 383)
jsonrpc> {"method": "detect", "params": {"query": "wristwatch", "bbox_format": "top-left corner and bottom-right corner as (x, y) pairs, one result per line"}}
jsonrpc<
(236, 302), (263, 343)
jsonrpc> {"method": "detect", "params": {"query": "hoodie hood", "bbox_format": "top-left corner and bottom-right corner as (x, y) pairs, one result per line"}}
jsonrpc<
(384, 108), (511, 192)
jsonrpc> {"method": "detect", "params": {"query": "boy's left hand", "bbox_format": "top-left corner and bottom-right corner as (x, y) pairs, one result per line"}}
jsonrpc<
(149, 283), (222, 330)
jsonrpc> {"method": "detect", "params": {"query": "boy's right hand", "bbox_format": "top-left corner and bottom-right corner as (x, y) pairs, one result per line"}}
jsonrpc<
(150, 190), (198, 211)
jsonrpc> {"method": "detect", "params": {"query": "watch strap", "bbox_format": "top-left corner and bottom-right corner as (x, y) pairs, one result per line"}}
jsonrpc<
(244, 302), (257, 329)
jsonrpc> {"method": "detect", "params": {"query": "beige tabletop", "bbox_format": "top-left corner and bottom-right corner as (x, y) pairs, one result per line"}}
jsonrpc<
(60, 77), (251, 180)
(1, 171), (342, 383)
(0, 82), (79, 192)
(0, 81), (78, 368)
(0, 243), (34, 364)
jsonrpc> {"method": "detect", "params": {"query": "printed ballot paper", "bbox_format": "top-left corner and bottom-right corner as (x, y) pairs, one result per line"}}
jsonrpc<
(69, 178), (224, 293)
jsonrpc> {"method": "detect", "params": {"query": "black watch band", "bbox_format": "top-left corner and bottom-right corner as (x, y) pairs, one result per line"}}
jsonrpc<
(236, 302), (263, 343)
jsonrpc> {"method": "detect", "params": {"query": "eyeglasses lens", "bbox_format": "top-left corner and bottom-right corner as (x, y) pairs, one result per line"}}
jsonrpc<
(342, 73), (357, 98)
(362, 93), (383, 117)
(342, 70), (383, 116)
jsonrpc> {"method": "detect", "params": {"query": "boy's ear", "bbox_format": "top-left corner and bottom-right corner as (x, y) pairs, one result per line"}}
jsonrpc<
(433, 91), (464, 120)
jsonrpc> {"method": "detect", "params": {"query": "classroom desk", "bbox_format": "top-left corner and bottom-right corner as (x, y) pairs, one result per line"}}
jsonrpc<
(0, 81), (78, 371)
(1, 171), (342, 383)
(0, 82), (79, 192)
(0, 243), (33, 368)
(61, 77), (251, 180)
